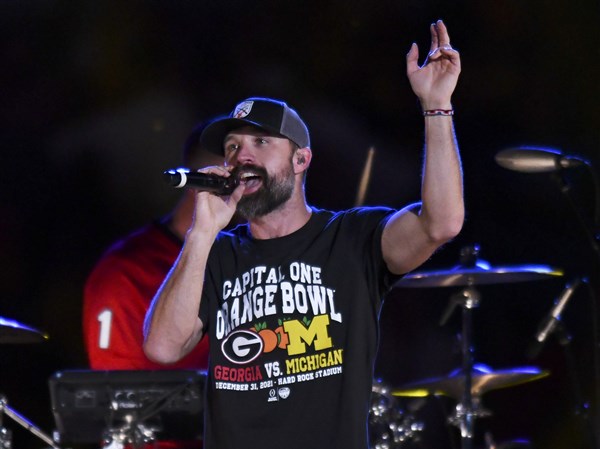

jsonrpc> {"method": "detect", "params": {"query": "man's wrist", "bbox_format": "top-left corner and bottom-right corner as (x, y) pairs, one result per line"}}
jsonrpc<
(419, 99), (453, 111)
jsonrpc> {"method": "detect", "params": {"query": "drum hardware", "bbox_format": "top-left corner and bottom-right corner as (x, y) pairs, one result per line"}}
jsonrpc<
(0, 317), (56, 448)
(48, 370), (205, 449)
(354, 146), (376, 207)
(392, 363), (549, 401)
(391, 364), (548, 449)
(483, 432), (532, 449)
(497, 146), (600, 449)
(394, 244), (562, 449)
(531, 277), (599, 449)
(448, 397), (492, 427)
(1, 394), (60, 449)
(495, 146), (599, 256)
(393, 363), (548, 444)
(0, 316), (48, 344)
(394, 253), (563, 290)
(370, 379), (424, 449)
(100, 418), (159, 449)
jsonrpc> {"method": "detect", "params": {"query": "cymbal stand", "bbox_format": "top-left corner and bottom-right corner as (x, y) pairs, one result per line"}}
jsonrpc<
(0, 394), (60, 449)
(554, 317), (597, 449)
(440, 285), (481, 449)
(553, 165), (600, 448)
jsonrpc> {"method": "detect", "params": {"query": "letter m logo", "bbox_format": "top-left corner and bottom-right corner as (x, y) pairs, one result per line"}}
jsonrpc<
(283, 315), (333, 356)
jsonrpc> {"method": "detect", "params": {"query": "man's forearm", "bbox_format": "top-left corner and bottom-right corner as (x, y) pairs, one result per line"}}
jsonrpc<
(143, 230), (214, 364)
(420, 115), (464, 241)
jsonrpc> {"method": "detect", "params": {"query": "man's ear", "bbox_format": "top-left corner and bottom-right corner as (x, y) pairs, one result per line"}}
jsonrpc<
(294, 147), (312, 172)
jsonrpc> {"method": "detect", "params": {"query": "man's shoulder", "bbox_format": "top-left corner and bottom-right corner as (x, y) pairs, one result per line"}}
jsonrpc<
(319, 206), (396, 225)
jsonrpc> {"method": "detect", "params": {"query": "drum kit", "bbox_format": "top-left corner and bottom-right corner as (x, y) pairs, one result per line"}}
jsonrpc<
(0, 317), (59, 448)
(369, 244), (566, 449)
(0, 245), (574, 449)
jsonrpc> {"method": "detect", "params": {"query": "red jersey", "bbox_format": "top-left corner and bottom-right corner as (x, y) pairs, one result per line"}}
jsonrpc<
(83, 221), (209, 370)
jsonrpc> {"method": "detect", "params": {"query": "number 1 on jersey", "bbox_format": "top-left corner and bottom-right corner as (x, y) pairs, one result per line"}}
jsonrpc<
(97, 309), (113, 349)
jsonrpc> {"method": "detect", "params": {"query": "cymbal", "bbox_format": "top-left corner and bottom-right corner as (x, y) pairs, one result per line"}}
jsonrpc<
(0, 316), (48, 344)
(392, 364), (549, 400)
(395, 262), (563, 288)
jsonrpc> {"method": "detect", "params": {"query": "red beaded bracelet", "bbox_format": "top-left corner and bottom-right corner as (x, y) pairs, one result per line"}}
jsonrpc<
(423, 109), (454, 116)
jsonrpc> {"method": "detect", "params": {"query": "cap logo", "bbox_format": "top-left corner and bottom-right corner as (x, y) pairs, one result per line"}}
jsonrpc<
(233, 101), (254, 119)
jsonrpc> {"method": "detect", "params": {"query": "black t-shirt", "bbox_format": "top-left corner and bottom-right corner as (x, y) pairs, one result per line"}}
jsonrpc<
(199, 207), (400, 449)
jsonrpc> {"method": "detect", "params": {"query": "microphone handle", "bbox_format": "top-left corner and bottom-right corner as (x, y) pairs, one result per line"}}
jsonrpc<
(163, 169), (239, 195)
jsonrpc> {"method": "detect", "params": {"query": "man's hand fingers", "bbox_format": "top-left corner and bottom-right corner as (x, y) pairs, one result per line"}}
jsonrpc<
(406, 42), (421, 75)
(435, 20), (451, 47)
(428, 22), (439, 54)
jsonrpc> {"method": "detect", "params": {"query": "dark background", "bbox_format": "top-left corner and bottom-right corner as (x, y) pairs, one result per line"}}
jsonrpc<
(1, 1), (599, 448)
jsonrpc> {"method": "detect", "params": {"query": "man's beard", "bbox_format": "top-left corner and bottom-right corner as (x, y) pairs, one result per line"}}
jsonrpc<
(236, 161), (295, 220)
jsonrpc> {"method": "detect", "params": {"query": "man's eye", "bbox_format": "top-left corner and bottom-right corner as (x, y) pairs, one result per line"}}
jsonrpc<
(256, 138), (268, 145)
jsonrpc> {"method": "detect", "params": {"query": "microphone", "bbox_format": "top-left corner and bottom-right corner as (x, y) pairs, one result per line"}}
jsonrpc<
(528, 277), (582, 358)
(495, 146), (587, 173)
(163, 168), (239, 195)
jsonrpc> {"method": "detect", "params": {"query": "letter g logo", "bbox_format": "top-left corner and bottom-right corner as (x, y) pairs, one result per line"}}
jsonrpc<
(221, 330), (264, 364)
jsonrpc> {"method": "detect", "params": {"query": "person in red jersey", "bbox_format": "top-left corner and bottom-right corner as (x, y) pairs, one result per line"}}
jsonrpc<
(83, 123), (221, 370)
(83, 123), (224, 449)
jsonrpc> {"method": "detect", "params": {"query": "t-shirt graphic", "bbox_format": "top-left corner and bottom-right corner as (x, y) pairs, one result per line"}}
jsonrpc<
(199, 207), (399, 449)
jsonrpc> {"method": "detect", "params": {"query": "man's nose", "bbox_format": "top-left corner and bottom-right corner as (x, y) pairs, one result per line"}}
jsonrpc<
(233, 140), (255, 165)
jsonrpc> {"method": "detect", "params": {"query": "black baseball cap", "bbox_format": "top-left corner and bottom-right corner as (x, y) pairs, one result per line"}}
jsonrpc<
(199, 97), (310, 155)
